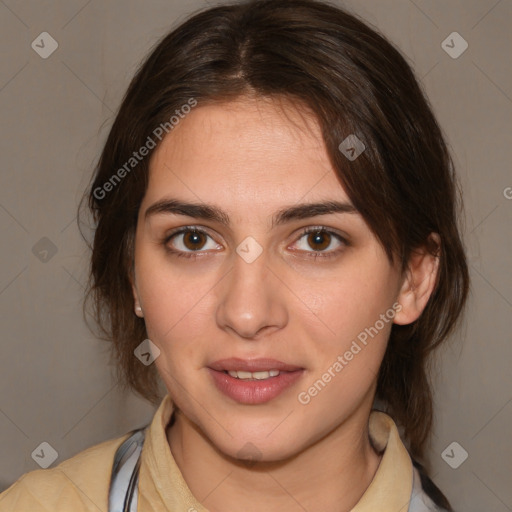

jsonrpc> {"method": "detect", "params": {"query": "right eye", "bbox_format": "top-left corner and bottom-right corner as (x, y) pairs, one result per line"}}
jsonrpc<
(163, 227), (222, 259)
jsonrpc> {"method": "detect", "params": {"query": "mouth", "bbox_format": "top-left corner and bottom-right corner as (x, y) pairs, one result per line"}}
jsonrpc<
(224, 369), (281, 380)
(208, 357), (303, 373)
(207, 358), (305, 404)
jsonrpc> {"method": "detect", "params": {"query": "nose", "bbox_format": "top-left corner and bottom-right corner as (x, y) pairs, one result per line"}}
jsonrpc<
(215, 246), (288, 340)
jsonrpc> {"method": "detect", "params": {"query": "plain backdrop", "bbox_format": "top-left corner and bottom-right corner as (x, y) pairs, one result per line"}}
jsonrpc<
(0, 1), (511, 511)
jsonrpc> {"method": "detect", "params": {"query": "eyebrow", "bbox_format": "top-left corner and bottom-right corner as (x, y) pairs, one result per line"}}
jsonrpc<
(144, 198), (358, 229)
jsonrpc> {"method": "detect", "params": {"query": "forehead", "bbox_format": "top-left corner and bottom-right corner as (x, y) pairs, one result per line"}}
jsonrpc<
(144, 97), (350, 210)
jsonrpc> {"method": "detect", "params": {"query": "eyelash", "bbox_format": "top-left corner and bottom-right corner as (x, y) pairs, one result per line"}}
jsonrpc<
(162, 226), (349, 261)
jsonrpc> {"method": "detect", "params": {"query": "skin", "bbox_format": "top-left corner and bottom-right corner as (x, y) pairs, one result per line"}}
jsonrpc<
(131, 96), (439, 512)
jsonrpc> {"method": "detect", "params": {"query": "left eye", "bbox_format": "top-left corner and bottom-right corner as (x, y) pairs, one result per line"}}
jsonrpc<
(291, 228), (347, 257)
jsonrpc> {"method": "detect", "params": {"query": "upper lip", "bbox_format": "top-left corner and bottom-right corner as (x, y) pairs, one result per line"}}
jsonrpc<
(208, 358), (303, 372)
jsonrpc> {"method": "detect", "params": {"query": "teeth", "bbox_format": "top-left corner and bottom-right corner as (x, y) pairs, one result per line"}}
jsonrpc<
(227, 369), (280, 380)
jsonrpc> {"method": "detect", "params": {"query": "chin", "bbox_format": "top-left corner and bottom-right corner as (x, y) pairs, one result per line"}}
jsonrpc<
(209, 427), (309, 464)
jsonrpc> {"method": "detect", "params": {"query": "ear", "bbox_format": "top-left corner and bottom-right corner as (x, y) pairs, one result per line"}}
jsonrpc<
(393, 233), (441, 326)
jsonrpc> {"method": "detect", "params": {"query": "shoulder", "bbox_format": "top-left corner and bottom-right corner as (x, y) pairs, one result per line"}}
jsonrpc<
(0, 432), (132, 512)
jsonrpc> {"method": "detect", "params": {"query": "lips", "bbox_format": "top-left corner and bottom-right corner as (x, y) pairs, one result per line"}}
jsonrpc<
(207, 357), (305, 404)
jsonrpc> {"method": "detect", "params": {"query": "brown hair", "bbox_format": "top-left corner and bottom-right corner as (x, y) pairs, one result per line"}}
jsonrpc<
(80, 0), (469, 479)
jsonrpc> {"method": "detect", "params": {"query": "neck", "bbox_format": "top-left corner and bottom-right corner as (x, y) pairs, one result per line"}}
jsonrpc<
(166, 405), (382, 512)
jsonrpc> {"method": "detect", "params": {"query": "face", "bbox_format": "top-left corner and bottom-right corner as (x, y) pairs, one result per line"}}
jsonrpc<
(132, 96), (408, 461)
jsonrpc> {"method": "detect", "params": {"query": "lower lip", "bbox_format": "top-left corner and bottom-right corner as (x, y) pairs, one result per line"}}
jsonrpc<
(207, 368), (304, 404)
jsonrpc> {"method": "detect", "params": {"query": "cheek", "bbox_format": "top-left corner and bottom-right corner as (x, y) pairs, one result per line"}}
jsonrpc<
(299, 307), (391, 420)
(136, 254), (215, 340)
(305, 256), (397, 345)
(295, 257), (396, 409)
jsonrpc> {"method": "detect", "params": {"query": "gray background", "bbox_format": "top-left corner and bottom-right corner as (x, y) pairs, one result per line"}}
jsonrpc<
(0, 0), (511, 510)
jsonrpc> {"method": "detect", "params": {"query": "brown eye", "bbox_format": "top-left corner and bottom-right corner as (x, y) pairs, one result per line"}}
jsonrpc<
(291, 227), (348, 259)
(182, 230), (207, 251)
(165, 228), (220, 258)
(306, 231), (331, 251)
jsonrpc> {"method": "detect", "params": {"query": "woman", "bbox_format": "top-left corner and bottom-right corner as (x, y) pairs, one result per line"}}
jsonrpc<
(0, 0), (469, 510)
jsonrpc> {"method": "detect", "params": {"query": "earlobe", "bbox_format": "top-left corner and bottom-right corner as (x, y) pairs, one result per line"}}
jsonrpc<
(130, 268), (144, 318)
(133, 287), (144, 318)
(393, 233), (440, 326)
